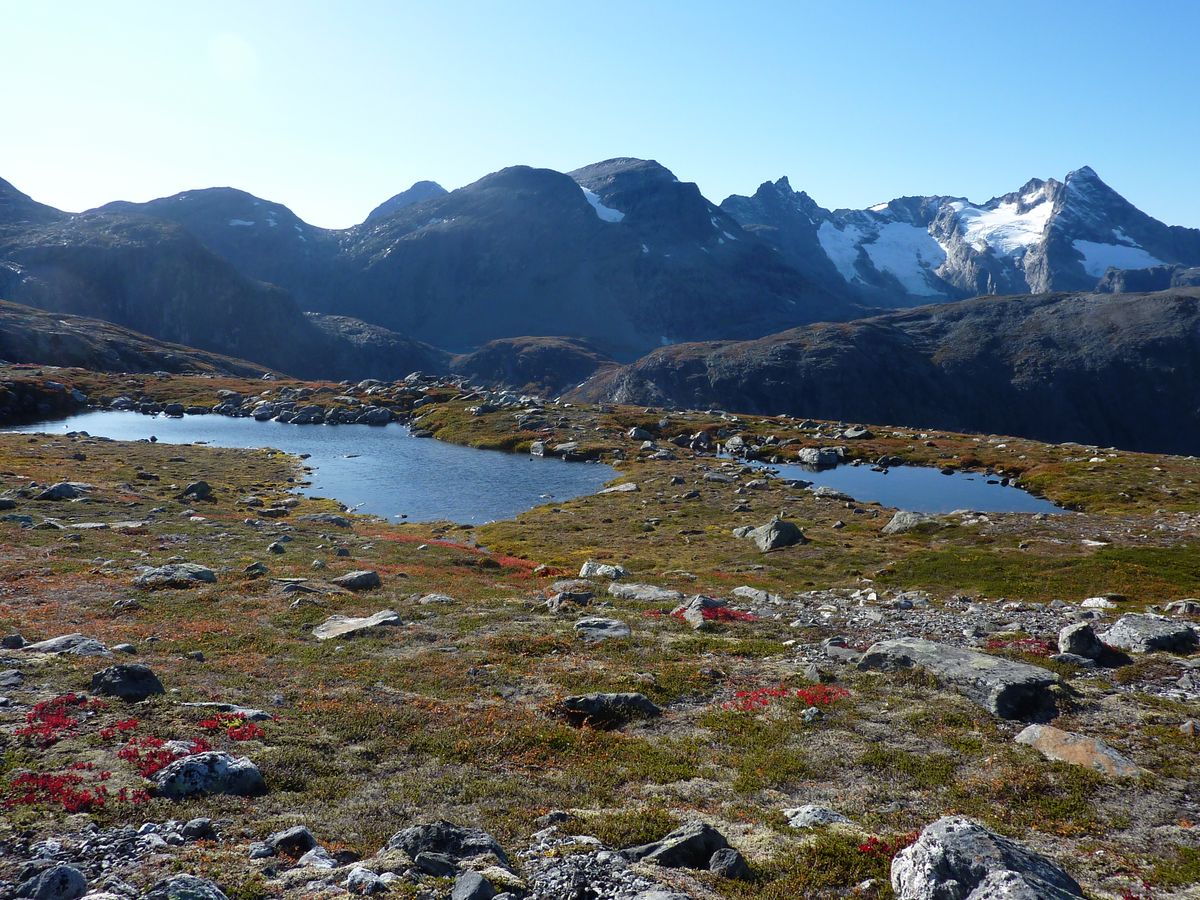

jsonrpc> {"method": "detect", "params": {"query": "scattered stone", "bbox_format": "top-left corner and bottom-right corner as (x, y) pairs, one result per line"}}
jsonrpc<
(858, 637), (1060, 719)
(36, 482), (90, 501)
(296, 513), (353, 528)
(1057, 623), (1105, 660)
(1015, 724), (1141, 777)
(881, 511), (938, 535)
(151, 751), (265, 799)
(178, 481), (213, 502)
(143, 875), (231, 900)
(574, 617), (631, 643)
(1100, 614), (1198, 653)
(330, 570), (382, 591)
(111, 642), (136, 654)
(743, 517), (805, 552)
(1080, 596), (1118, 610)
(267, 542), (285, 554)
(345, 867), (387, 895)
(265, 825), (318, 856)
(23, 633), (110, 656)
(621, 821), (730, 869)
(709, 847), (750, 879)
(608, 582), (684, 603)
(298, 846), (337, 869)
(0, 669), (24, 689)
(1164, 599), (1200, 616)
(15, 864), (87, 900)
(600, 482), (639, 494)
(579, 560), (629, 580)
(1181, 719), (1198, 737)
(560, 692), (661, 728)
(891, 816), (1083, 900)
(451, 872), (495, 900)
(783, 805), (852, 828)
(2, 633), (26, 649)
(133, 563), (216, 589)
(90, 664), (164, 701)
(414, 851), (459, 876)
(796, 447), (840, 467)
(312, 609), (401, 640)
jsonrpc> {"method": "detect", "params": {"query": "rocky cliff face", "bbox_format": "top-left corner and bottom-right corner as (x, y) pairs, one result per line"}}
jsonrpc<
(572, 288), (1200, 455)
(721, 167), (1200, 306)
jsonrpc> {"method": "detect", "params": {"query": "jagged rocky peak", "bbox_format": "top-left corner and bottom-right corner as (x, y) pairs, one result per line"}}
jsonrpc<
(364, 180), (448, 223)
(721, 165), (1200, 305)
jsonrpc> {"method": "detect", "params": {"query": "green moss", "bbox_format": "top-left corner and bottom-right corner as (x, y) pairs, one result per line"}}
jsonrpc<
(1149, 845), (1200, 888)
(719, 831), (894, 898)
(583, 807), (681, 849)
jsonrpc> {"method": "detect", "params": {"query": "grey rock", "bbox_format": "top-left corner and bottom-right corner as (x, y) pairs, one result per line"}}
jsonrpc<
(385, 820), (510, 868)
(783, 805), (852, 828)
(312, 609), (401, 640)
(708, 847), (751, 880)
(414, 851), (458, 876)
(178, 481), (213, 502)
(621, 821), (730, 869)
(141, 875), (229, 900)
(745, 517), (805, 552)
(330, 569), (382, 591)
(607, 582), (684, 604)
(891, 816), (1083, 900)
(574, 617), (631, 643)
(35, 482), (90, 501)
(181, 818), (216, 840)
(858, 637), (1059, 719)
(1056, 623), (1104, 660)
(151, 751), (265, 799)
(2, 633), (26, 649)
(579, 560), (629, 580)
(265, 825), (317, 856)
(15, 864), (87, 900)
(133, 563), (216, 589)
(345, 867), (387, 895)
(296, 513), (353, 528)
(1100, 613), (1198, 653)
(560, 692), (661, 728)
(882, 511), (938, 535)
(796, 447), (840, 468)
(600, 482), (640, 494)
(0, 668), (24, 689)
(90, 664), (164, 701)
(23, 633), (110, 656)
(451, 872), (495, 900)
(297, 846), (337, 868)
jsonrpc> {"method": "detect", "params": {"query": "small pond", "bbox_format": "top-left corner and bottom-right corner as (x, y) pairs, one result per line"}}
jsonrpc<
(763, 460), (1064, 515)
(8, 411), (617, 524)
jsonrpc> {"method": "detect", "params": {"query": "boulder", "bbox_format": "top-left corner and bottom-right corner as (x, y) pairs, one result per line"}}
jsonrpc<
(35, 482), (90, 501)
(1099, 614), (1198, 653)
(312, 609), (401, 640)
(579, 560), (629, 580)
(331, 569), (382, 591)
(296, 513), (353, 528)
(15, 864), (87, 900)
(133, 564), (217, 589)
(560, 692), (661, 728)
(783, 805), (852, 828)
(621, 822), (730, 868)
(385, 820), (510, 868)
(796, 448), (840, 468)
(891, 816), (1083, 900)
(23, 633), (110, 656)
(451, 872), (495, 900)
(151, 751), (265, 799)
(744, 518), (805, 552)
(1014, 725), (1141, 777)
(90, 664), (164, 701)
(141, 875), (230, 900)
(574, 617), (631, 643)
(882, 511), (938, 535)
(1056, 623), (1104, 660)
(264, 825), (318, 856)
(178, 481), (214, 502)
(709, 847), (751, 880)
(858, 638), (1059, 719)
(345, 868), (387, 895)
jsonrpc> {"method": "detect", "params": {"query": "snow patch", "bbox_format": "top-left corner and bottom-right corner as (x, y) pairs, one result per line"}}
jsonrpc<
(266, 214), (278, 227)
(817, 221), (865, 282)
(228, 219), (255, 227)
(580, 187), (624, 223)
(951, 197), (1051, 256)
(722, 231), (738, 241)
(1073, 240), (1163, 277)
(869, 202), (890, 212)
(862, 222), (948, 295)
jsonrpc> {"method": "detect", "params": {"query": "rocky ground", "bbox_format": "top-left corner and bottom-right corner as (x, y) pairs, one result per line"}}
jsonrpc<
(0, 365), (1197, 899)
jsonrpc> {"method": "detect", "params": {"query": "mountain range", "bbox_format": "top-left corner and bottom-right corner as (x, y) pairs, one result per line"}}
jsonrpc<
(3, 160), (1200, 450)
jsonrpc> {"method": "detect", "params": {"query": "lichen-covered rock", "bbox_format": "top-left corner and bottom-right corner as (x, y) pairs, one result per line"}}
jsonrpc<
(621, 821), (731, 869)
(1056, 623), (1104, 660)
(891, 816), (1083, 900)
(142, 875), (230, 900)
(385, 820), (510, 868)
(312, 609), (401, 640)
(330, 569), (382, 590)
(882, 511), (938, 535)
(133, 563), (216, 589)
(15, 864), (87, 900)
(90, 663), (164, 701)
(744, 517), (805, 551)
(560, 692), (661, 728)
(1014, 725), (1141, 778)
(151, 751), (265, 799)
(1100, 614), (1198, 653)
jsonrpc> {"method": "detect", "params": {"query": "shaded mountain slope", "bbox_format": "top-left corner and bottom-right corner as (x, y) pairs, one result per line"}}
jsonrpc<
(450, 336), (618, 396)
(572, 288), (1200, 454)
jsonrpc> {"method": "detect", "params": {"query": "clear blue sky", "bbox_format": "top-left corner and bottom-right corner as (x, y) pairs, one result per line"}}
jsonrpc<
(3, 0), (1197, 228)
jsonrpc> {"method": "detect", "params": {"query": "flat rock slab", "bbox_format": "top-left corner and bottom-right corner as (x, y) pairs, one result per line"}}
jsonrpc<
(608, 583), (684, 604)
(1100, 614), (1198, 653)
(312, 609), (401, 640)
(882, 510), (939, 535)
(892, 816), (1083, 900)
(296, 513), (353, 528)
(858, 637), (1059, 719)
(133, 563), (217, 589)
(579, 560), (628, 580)
(574, 617), (631, 643)
(1015, 725), (1141, 777)
(23, 633), (111, 656)
(783, 805), (853, 828)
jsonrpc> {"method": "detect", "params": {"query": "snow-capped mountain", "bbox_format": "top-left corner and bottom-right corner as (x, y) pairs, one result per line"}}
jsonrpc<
(721, 166), (1200, 306)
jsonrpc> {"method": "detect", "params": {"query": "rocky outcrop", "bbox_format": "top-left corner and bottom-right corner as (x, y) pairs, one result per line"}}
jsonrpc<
(858, 637), (1059, 719)
(450, 336), (618, 396)
(1099, 613), (1198, 653)
(151, 751), (265, 799)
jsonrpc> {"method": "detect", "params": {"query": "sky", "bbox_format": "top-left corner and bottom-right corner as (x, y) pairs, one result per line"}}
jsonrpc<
(3, 0), (1198, 229)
